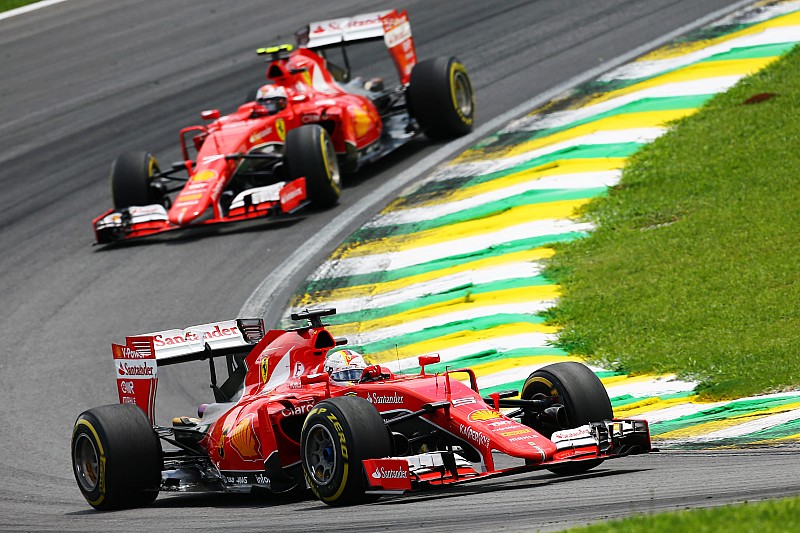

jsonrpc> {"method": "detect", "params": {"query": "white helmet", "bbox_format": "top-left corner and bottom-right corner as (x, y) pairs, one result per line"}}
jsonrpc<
(255, 84), (288, 114)
(324, 349), (367, 382)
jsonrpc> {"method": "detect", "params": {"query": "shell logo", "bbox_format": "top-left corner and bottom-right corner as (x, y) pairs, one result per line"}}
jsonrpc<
(191, 170), (217, 182)
(351, 105), (372, 139)
(500, 429), (532, 437)
(468, 409), (502, 422)
(275, 118), (286, 141)
(230, 414), (262, 461)
(175, 193), (202, 202)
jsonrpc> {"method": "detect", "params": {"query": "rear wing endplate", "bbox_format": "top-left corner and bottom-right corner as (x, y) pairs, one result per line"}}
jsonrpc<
(112, 318), (264, 423)
(297, 9), (417, 84)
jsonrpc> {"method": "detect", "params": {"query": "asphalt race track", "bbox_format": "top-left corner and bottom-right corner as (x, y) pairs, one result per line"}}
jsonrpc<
(2, 1), (797, 531)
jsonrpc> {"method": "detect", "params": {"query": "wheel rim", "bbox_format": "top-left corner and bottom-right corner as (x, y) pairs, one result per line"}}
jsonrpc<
(304, 424), (337, 486)
(452, 69), (473, 117)
(323, 136), (341, 187)
(74, 433), (100, 492)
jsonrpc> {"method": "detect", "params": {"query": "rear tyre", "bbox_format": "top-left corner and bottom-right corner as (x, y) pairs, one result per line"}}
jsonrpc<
(284, 125), (341, 208)
(521, 362), (613, 475)
(110, 151), (164, 209)
(407, 56), (475, 139)
(300, 396), (391, 506)
(71, 404), (162, 510)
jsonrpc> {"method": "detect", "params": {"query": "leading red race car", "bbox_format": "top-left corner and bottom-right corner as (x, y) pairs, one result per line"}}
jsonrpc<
(71, 308), (653, 510)
(92, 10), (475, 244)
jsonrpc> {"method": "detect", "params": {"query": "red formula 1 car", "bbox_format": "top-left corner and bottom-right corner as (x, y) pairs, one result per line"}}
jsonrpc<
(92, 10), (475, 244)
(71, 308), (652, 510)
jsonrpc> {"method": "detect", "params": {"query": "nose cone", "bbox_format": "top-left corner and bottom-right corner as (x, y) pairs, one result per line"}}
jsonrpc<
(168, 169), (217, 226)
(168, 202), (210, 226)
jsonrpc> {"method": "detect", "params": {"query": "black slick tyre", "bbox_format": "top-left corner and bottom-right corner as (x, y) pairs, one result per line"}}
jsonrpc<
(521, 362), (613, 475)
(407, 56), (475, 139)
(300, 396), (391, 506)
(71, 404), (162, 510)
(110, 151), (164, 209)
(284, 125), (341, 207)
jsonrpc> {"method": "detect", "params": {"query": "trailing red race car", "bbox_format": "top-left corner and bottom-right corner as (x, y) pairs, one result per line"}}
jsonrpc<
(92, 9), (475, 244)
(71, 308), (653, 510)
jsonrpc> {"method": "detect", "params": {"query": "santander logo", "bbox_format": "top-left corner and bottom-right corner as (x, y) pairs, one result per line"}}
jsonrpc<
(117, 361), (155, 377)
(371, 466), (408, 480)
(366, 392), (403, 405)
(552, 425), (592, 441)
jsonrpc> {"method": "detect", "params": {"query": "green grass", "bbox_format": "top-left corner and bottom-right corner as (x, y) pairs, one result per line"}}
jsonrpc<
(559, 496), (800, 533)
(0, 0), (40, 12)
(543, 46), (800, 399)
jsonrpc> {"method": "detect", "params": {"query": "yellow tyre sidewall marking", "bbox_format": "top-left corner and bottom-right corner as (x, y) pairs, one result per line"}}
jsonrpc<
(74, 419), (107, 506)
(147, 155), (158, 177)
(322, 412), (349, 502)
(526, 376), (558, 397)
(319, 131), (340, 193)
(302, 406), (350, 503)
(450, 61), (474, 126)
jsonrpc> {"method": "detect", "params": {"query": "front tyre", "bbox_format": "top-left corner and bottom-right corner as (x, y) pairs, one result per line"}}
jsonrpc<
(284, 125), (341, 208)
(71, 404), (162, 510)
(110, 151), (165, 209)
(300, 396), (391, 506)
(521, 362), (613, 475)
(407, 56), (475, 139)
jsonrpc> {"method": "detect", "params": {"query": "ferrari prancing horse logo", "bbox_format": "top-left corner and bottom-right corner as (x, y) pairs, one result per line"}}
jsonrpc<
(275, 118), (286, 141)
(260, 356), (270, 383)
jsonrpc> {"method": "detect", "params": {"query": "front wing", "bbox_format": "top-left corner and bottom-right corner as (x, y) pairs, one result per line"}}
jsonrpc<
(363, 418), (652, 493)
(93, 178), (307, 244)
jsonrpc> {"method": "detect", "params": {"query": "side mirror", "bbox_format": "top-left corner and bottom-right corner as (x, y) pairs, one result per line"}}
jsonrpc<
(418, 353), (440, 375)
(200, 109), (220, 120)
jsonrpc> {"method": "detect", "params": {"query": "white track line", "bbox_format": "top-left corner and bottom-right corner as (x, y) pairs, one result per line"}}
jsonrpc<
(0, 0), (70, 22)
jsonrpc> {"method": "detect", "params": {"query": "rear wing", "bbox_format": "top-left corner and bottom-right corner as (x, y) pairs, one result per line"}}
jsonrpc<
(296, 9), (417, 85)
(298, 11), (391, 49)
(112, 318), (265, 423)
(142, 318), (265, 365)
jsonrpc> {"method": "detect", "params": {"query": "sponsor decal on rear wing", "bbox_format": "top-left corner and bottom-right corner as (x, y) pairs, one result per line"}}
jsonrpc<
(298, 9), (417, 85)
(112, 318), (264, 368)
(300, 11), (392, 49)
(381, 10), (416, 85)
(141, 319), (265, 364)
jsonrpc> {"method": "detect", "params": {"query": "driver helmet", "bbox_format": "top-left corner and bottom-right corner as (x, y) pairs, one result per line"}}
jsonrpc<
(324, 349), (367, 382)
(255, 84), (288, 114)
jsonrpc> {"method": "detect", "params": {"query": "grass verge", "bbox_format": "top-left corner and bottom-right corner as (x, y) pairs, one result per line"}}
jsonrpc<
(560, 496), (800, 533)
(543, 46), (800, 399)
(0, 0), (41, 13)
